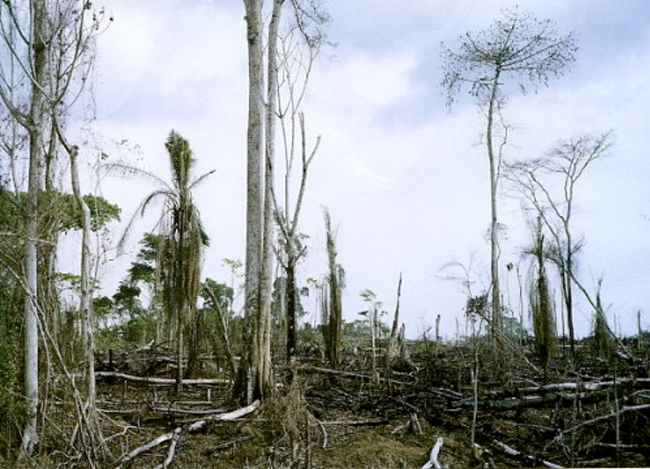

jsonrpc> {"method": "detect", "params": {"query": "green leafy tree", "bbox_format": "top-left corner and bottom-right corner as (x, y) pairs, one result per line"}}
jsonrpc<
(201, 278), (237, 377)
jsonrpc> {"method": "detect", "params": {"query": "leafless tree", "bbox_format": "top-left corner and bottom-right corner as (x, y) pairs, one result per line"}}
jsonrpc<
(506, 131), (613, 355)
(273, 20), (325, 361)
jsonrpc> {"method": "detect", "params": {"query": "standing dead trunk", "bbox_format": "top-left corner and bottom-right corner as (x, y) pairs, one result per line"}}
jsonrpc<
(286, 257), (297, 359)
(385, 274), (403, 367)
(60, 133), (96, 417)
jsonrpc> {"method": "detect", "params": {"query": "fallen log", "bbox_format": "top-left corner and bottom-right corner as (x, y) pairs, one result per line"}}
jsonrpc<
(563, 403), (650, 435)
(320, 418), (389, 426)
(96, 371), (230, 385)
(494, 440), (563, 468)
(516, 377), (650, 395)
(152, 427), (181, 469)
(114, 400), (260, 469)
(209, 435), (254, 456)
(151, 407), (228, 416)
(299, 365), (406, 385)
(451, 388), (614, 412)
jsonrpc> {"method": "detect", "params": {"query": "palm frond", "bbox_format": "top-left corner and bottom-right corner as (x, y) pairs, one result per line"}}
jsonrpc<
(189, 169), (216, 191)
(102, 162), (172, 191)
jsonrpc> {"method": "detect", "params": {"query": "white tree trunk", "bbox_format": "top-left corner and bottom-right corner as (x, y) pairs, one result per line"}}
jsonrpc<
(21, 0), (47, 455)
(68, 144), (96, 412)
(259, 0), (284, 390)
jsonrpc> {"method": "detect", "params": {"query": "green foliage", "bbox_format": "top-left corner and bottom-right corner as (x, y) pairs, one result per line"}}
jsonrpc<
(295, 323), (323, 356)
(55, 271), (100, 295)
(0, 260), (25, 451)
(201, 278), (234, 311)
(54, 191), (122, 232)
(0, 188), (23, 230)
(93, 295), (114, 319)
(112, 281), (143, 318)
(466, 293), (488, 319)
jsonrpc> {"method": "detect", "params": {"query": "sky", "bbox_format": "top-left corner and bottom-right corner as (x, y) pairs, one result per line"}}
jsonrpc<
(81, 0), (650, 340)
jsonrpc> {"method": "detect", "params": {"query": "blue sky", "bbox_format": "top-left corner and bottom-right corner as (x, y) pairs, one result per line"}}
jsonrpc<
(85, 0), (650, 339)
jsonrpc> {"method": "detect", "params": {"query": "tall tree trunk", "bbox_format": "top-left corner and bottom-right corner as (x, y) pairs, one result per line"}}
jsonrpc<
(176, 306), (184, 395)
(258, 0), (284, 398)
(21, 0), (47, 456)
(242, 0), (266, 403)
(486, 69), (503, 353)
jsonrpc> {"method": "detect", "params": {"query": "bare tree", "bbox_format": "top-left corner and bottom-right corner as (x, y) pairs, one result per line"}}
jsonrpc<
(271, 14), (326, 360)
(507, 132), (612, 355)
(275, 112), (320, 361)
(441, 8), (577, 352)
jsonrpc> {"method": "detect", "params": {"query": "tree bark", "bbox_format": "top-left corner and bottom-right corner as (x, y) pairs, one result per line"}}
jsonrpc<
(21, 0), (47, 455)
(66, 139), (96, 417)
(242, 0), (267, 403)
(258, 0), (284, 396)
(486, 69), (503, 353)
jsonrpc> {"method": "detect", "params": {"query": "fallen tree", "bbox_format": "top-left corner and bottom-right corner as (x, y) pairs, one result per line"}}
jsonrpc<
(96, 371), (230, 386)
(114, 400), (260, 469)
